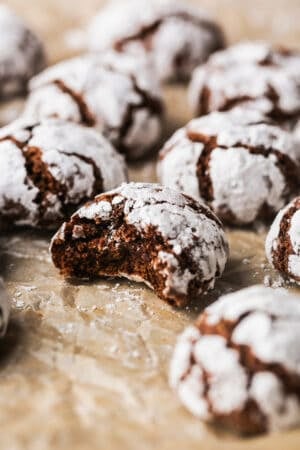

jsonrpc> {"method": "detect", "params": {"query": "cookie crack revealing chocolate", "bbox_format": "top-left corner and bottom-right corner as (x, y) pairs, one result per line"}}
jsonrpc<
(50, 182), (229, 307)
(107, 73), (164, 154)
(114, 12), (224, 53)
(189, 132), (299, 207)
(53, 80), (96, 127)
(170, 286), (300, 434)
(266, 197), (300, 283)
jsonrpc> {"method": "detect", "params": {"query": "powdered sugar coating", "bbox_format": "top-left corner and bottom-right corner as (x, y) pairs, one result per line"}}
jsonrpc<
(23, 51), (163, 160)
(0, 5), (46, 98)
(170, 285), (300, 433)
(57, 182), (228, 303)
(0, 118), (127, 228)
(266, 197), (300, 282)
(87, 0), (224, 82)
(189, 41), (300, 120)
(0, 278), (10, 337)
(158, 111), (300, 225)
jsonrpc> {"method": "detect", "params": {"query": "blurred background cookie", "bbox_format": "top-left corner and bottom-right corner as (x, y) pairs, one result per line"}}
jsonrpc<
(87, 0), (225, 83)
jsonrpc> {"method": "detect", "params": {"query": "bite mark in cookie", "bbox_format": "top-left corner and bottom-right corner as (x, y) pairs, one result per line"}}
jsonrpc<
(50, 182), (229, 307)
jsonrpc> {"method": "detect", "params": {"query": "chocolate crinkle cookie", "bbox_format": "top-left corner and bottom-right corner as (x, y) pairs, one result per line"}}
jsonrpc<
(0, 5), (46, 99)
(158, 110), (300, 226)
(50, 182), (229, 307)
(23, 51), (164, 160)
(87, 0), (225, 83)
(0, 118), (127, 229)
(0, 278), (10, 337)
(189, 41), (300, 125)
(170, 285), (300, 435)
(266, 196), (300, 283)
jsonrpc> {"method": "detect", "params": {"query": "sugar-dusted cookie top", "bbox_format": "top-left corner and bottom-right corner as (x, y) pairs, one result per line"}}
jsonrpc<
(87, 0), (225, 82)
(158, 110), (300, 225)
(189, 41), (300, 123)
(0, 118), (127, 229)
(24, 51), (164, 160)
(170, 285), (300, 434)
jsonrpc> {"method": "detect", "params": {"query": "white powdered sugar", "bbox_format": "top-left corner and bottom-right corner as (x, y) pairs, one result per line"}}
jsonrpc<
(76, 182), (228, 299)
(87, 0), (224, 82)
(0, 4), (45, 97)
(170, 285), (300, 432)
(189, 41), (300, 117)
(266, 197), (300, 281)
(23, 51), (163, 160)
(0, 118), (127, 228)
(0, 278), (10, 337)
(158, 111), (300, 225)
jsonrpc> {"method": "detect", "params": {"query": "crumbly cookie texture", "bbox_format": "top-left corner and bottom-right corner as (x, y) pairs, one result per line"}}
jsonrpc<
(189, 41), (300, 123)
(170, 285), (300, 434)
(266, 196), (300, 283)
(0, 5), (46, 99)
(0, 278), (10, 337)
(50, 182), (229, 307)
(87, 0), (224, 82)
(0, 118), (127, 229)
(158, 110), (300, 225)
(23, 51), (164, 160)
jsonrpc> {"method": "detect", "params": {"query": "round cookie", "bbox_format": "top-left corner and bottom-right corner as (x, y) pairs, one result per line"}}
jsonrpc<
(189, 41), (300, 124)
(0, 5), (46, 99)
(266, 196), (300, 283)
(50, 182), (229, 307)
(23, 51), (164, 160)
(170, 285), (300, 434)
(0, 278), (10, 337)
(158, 111), (300, 225)
(0, 118), (127, 229)
(87, 0), (225, 83)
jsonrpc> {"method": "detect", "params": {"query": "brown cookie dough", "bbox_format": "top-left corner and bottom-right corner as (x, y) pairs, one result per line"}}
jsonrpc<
(50, 182), (229, 307)
(189, 41), (300, 125)
(266, 196), (300, 283)
(87, 0), (225, 82)
(158, 110), (300, 225)
(23, 51), (164, 160)
(0, 5), (46, 99)
(170, 285), (300, 434)
(0, 118), (127, 229)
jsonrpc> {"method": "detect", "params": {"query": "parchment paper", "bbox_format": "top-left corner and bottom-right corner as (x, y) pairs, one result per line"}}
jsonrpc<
(0, 1), (300, 449)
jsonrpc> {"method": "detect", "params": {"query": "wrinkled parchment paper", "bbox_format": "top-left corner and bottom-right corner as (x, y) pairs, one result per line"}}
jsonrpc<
(0, 1), (300, 449)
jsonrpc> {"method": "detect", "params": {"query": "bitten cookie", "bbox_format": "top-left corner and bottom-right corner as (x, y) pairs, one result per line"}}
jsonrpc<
(50, 182), (229, 307)
(158, 111), (300, 225)
(170, 285), (300, 434)
(0, 278), (10, 337)
(87, 0), (225, 82)
(189, 41), (300, 124)
(23, 51), (164, 160)
(0, 5), (46, 99)
(266, 196), (300, 283)
(0, 118), (127, 229)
